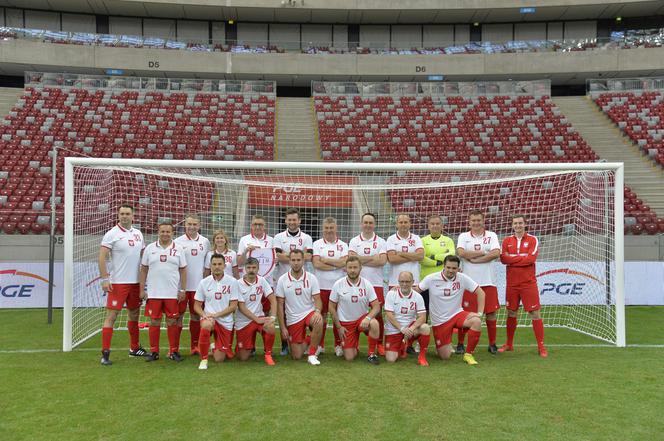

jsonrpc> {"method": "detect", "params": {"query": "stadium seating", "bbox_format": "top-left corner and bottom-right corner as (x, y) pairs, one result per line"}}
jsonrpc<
(0, 87), (275, 234)
(594, 91), (664, 168)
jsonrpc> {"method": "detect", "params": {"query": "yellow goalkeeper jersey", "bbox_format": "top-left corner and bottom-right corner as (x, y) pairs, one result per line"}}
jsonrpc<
(420, 234), (456, 278)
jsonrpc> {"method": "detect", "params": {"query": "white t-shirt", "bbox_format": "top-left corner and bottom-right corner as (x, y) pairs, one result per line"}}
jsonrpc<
(329, 276), (377, 322)
(235, 275), (274, 330)
(386, 232), (424, 286)
(312, 238), (349, 290)
(384, 288), (426, 335)
(273, 229), (314, 282)
(141, 241), (187, 299)
(204, 249), (238, 278)
(456, 230), (500, 286)
(101, 224), (145, 284)
(238, 233), (275, 286)
(418, 271), (479, 326)
(194, 274), (240, 330)
(275, 271), (320, 326)
(175, 233), (210, 291)
(348, 233), (387, 288)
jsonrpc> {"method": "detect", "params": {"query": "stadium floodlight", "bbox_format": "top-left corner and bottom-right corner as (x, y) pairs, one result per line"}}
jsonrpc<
(63, 158), (625, 350)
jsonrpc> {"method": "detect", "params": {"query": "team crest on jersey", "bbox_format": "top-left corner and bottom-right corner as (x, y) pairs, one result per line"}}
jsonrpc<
(191, 249), (198, 256)
(443, 288), (451, 297)
(524, 242), (529, 248)
(364, 247), (370, 254)
(290, 244), (296, 251)
(402, 246), (408, 252)
(250, 294), (256, 301)
(474, 244), (481, 251)
(295, 287), (302, 295)
(128, 240), (135, 247)
(351, 295), (358, 303)
(327, 250), (334, 257)
(215, 292), (222, 300)
(160, 255), (167, 262)
(400, 306), (408, 314)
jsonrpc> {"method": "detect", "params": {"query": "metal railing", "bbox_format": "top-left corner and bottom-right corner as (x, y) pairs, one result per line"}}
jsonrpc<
(312, 80), (551, 97)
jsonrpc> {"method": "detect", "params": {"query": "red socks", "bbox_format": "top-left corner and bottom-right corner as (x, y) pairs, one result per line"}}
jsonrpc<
(376, 314), (385, 342)
(506, 316), (517, 346)
(308, 343), (317, 356)
(367, 336), (378, 355)
(532, 318), (545, 349)
(332, 325), (341, 348)
(127, 321), (139, 351)
(167, 325), (179, 354)
(199, 328), (211, 360)
(189, 320), (200, 351)
(101, 327), (113, 351)
(486, 319), (497, 346)
(418, 334), (430, 358)
(457, 327), (466, 345)
(264, 332), (275, 355)
(149, 325), (160, 353)
(466, 329), (481, 354)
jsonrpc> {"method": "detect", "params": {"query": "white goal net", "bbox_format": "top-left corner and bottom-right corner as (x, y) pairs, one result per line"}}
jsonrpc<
(63, 159), (625, 350)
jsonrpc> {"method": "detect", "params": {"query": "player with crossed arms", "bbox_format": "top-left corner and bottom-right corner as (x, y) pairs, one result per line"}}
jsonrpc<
(329, 256), (382, 365)
(384, 271), (430, 366)
(193, 253), (240, 370)
(276, 249), (324, 366)
(415, 255), (485, 366)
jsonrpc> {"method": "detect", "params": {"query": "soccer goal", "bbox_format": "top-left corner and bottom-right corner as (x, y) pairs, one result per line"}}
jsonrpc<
(63, 158), (625, 350)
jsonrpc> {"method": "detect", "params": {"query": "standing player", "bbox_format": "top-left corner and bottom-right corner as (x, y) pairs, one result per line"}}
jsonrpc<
(329, 256), (382, 365)
(276, 249), (324, 365)
(415, 255), (485, 365)
(174, 214), (210, 355)
(235, 257), (277, 366)
(139, 222), (188, 362)
(384, 271), (430, 366)
(499, 214), (548, 357)
(348, 212), (388, 355)
(312, 217), (348, 356)
(456, 210), (501, 355)
(273, 208), (313, 355)
(386, 214), (424, 289)
(204, 229), (240, 279)
(193, 253), (240, 370)
(98, 204), (146, 365)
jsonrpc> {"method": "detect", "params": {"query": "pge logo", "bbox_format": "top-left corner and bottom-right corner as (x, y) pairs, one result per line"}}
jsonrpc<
(537, 268), (603, 297)
(273, 185), (301, 194)
(0, 269), (52, 298)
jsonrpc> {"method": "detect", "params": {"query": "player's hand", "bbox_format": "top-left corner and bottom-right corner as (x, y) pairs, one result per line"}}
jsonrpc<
(139, 290), (146, 300)
(255, 316), (268, 324)
(281, 328), (289, 341)
(337, 325), (347, 340)
(101, 280), (111, 293)
(402, 327), (414, 339)
(246, 244), (260, 252)
(310, 312), (323, 327)
(359, 317), (371, 331)
(177, 290), (186, 302)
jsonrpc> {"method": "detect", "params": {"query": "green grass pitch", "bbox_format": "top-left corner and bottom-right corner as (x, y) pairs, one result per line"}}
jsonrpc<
(1, 307), (663, 441)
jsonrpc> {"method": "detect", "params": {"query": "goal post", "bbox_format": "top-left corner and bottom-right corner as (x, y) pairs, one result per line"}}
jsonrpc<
(63, 158), (625, 351)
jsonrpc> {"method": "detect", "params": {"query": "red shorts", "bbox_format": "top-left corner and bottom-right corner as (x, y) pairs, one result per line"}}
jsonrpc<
(506, 284), (541, 312)
(211, 322), (233, 352)
(339, 314), (370, 350)
(287, 311), (316, 345)
(106, 283), (141, 311)
(432, 311), (471, 348)
(178, 291), (197, 315)
(462, 286), (500, 314)
(236, 321), (265, 351)
(319, 289), (331, 314)
(384, 320), (416, 352)
(374, 287), (385, 305)
(145, 298), (179, 320)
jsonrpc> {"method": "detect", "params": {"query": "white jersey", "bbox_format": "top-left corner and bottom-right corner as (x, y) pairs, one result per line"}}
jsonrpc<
(329, 276), (377, 322)
(204, 249), (238, 278)
(456, 230), (500, 286)
(141, 241), (187, 299)
(386, 232), (424, 286)
(235, 275), (274, 330)
(348, 233), (387, 287)
(175, 233), (210, 291)
(312, 237), (349, 290)
(273, 229), (314, 282)
(238, 233), (276, 286)
(418, 271), (479, 326)
(194, 274), (240, 330)
(384, 288), (426, 335)
(275, 271), (320, 326)
(101, 224), (145, 284)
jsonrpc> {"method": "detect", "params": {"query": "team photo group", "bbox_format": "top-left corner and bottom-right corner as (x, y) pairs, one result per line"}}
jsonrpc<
(98, 205), (547, 369)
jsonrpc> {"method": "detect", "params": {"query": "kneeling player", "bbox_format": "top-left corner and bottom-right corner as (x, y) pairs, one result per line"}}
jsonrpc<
(236, 257), (277, 366)
(193, 253), (240, 370)
(276, 249), (324, 365)
(415, 255), (485, 365)
(384, 271), (430, 366)
(329, 256), (382, 365)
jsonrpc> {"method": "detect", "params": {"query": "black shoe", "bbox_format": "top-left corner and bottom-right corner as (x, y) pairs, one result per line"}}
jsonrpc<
(455, 343), (465, 355)
(145, 352), (160, 362)
(250, 349), (256, 357)
(406, 346), (416, 355)
(129, 347), (149, 357)
(488, 344), (498, 355)
(100, 350), (112, 366)
(168, 351), (184, 362)
(367, 354), (380, 365)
